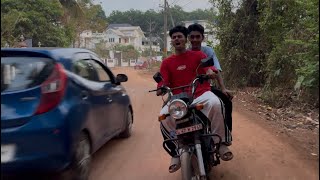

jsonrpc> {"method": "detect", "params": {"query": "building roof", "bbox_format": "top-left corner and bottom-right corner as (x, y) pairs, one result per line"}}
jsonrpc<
(106, 28), (126, 37)
(107, 23), (133, 29)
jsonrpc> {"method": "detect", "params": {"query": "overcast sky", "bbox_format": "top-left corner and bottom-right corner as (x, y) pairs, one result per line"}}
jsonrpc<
(93, 0), (213, 16)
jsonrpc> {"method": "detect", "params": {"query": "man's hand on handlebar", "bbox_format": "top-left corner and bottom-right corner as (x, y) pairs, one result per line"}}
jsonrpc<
(156, 88), (163, 96)
(156, 87), (167, 96)
(206, 68), (218, 79)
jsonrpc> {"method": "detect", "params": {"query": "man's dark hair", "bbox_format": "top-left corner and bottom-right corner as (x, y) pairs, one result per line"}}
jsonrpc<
(187, 23), (205, 37)
(169, 25), (188, 38)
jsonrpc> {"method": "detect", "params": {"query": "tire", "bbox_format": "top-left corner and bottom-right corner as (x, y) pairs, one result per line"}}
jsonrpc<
(181, 151), (192, 180)
(181, 151), (208, 180)
(119, 110), (133, 138)
(60, 132), (91, 180)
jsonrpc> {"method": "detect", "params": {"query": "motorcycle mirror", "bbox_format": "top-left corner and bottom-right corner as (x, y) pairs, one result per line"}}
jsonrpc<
(200, 57), (214, 67)
(153, 72), (163, 83)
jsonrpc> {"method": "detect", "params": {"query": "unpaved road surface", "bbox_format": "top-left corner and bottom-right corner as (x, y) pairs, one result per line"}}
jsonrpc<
(89, 67), (319, 180)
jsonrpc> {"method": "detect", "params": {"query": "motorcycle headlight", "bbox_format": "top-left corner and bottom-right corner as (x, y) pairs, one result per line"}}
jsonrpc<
(168, 99), (188, 119)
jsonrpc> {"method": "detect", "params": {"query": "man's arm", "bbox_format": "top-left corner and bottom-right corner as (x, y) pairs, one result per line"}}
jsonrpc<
(204, 46), (233, 98)
(203, 46), (222, 71)
(156, 60), (170, 95)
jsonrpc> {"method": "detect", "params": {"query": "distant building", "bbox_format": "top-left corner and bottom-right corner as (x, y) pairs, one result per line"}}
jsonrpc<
(141, 37), (161, 52)
(106, 24), (145, 50)
(77, 24), (147, 51)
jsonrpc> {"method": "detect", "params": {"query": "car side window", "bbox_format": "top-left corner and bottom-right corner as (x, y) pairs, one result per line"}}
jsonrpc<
(88, 60), (111, 82)
(73, 60), (97, 81)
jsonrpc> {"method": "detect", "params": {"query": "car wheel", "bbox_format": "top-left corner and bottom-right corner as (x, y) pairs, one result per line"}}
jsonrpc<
(119, 110), (133, 138)
(61, 132), (91, 180)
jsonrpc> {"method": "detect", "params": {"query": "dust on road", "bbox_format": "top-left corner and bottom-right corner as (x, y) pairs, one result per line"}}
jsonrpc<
(89, 67), (319, 180)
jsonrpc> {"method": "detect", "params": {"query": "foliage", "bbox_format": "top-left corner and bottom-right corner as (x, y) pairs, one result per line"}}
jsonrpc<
(59, 0), (107, 47)
(209, 0), (319, 107)
(1, 0), (70, 47)
(209, 0), (265, 87)
(259, 0), (319, 106)
(1, 0), (107, 47)
(106, 7), (217, 47)
(113, 44), (140, 61)
(92, 42), (109, 58)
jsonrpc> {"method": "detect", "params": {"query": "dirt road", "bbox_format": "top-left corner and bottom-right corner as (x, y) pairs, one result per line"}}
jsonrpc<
(89, 67), (319, 180)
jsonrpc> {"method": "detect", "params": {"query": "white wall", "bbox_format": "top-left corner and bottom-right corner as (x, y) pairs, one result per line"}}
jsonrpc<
(121, 60), (129, 67)
(106, 59), (115, 67)
(130, 59), (136, 67)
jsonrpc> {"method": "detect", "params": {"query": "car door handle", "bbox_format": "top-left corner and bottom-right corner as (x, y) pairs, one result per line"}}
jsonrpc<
(81, 91), (89, 100)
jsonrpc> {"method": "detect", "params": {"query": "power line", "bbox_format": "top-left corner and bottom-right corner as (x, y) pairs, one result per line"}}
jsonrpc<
(180, 0), (193, 8)
(166, 1), (175, 27)
(171, 0), (182, 6)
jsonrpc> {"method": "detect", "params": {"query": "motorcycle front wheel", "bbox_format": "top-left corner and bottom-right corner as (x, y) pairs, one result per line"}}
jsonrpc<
(180, 151), (208, 180)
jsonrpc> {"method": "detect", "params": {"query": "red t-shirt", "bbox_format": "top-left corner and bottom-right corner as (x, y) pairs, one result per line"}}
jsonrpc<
(157, 50), (215, 98)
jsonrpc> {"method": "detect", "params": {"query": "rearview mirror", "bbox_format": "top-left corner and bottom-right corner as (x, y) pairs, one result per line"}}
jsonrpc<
(200, 57), (214, 67)
(116, 74), (128, 84)
(153, 72), (163, 83)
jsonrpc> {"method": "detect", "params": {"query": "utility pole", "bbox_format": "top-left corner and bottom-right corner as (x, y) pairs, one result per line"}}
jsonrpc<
(147, 19), (155, 68)
(163, 0), (168, 57)
(166, 1), (175, 27)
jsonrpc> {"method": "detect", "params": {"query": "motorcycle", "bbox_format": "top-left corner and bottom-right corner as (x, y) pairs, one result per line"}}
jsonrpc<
(149, 58), (222, 180)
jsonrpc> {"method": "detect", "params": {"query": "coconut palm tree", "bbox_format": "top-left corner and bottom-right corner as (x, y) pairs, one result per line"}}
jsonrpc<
(59, 0), (93, 47)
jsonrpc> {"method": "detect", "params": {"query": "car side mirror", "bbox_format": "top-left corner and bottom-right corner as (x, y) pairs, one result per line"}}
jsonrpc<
(200, 57), (214, 67)
(153, 72), (163, 83)
(115, 74), (128, 84)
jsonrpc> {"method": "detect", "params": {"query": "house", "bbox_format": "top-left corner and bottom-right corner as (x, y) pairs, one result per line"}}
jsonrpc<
(105, 24), (145, 50)
(78, 30), (107, 49)
(166, 20), (219, 51)
(77, 24), (146, 51)
(141, 37), (161, 52)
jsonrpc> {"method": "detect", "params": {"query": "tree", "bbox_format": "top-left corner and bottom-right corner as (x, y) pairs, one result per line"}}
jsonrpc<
(93, 41), (109, 58)
(1, 0), (71, 47)
(210, 0), (319, 107)
(106, 7), (217, 49)
(59, 0), (107, 47)
(258, 0), (319, 106)
(113, 45), (140, 61)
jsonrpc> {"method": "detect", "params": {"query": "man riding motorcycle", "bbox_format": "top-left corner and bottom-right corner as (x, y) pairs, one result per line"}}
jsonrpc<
(157, 25), (233, 174)
(187, 23), (233, 134)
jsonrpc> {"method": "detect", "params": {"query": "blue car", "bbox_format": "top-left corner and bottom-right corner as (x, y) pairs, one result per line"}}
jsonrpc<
(1, 48), (133, 179)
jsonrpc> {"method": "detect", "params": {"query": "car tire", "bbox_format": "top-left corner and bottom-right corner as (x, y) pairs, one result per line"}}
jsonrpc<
(119, 110), (133, 138)
(60, 132), (91, 180)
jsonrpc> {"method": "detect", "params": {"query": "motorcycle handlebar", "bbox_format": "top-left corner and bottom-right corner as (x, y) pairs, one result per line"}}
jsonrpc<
(149, 74), (210, 101)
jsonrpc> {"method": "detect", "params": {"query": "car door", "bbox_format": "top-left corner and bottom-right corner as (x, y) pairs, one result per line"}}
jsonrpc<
(71, 55), (116, 146)
(87, 58), (125, 139)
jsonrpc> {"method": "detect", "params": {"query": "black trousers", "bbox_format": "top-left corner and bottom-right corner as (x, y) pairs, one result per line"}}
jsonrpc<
(211, 87), (233, 132)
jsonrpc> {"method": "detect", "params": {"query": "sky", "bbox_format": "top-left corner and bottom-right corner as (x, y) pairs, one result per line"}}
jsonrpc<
(93, 0), (213, 16)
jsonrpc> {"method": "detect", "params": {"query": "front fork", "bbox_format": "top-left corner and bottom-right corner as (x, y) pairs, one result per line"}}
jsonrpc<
(178, 140), (206, 177)
(175, 139), (207, 177)
(163, 133), (222, 176)
(194, 140), (206, 176)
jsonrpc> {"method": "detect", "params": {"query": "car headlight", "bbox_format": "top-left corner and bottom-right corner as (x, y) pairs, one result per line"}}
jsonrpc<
(168, 99), (188, 119)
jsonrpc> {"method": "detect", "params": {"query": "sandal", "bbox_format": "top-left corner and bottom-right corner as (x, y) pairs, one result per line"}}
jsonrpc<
(219, 145), (233, 161)
(169, 156), (181, 173)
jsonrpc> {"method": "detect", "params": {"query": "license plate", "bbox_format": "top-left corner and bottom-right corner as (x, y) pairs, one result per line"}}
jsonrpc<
(176, 124), (203, 135)
(1, 144), (16, 163)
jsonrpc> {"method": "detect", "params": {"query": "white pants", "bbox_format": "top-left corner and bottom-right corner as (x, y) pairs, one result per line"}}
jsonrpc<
(160, 91), (231, 156)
